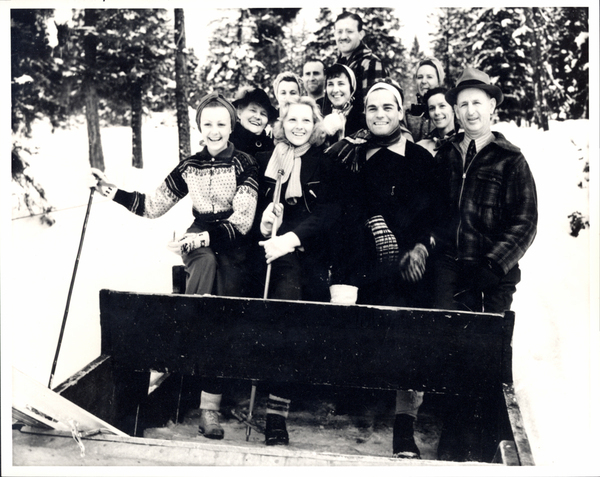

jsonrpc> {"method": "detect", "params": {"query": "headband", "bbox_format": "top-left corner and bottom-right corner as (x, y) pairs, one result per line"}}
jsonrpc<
(195, 93), (237, 131)
(365, 82), (403, 108)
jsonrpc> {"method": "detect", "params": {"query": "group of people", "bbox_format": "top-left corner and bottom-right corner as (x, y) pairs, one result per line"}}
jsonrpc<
(91, 11), (538, 462)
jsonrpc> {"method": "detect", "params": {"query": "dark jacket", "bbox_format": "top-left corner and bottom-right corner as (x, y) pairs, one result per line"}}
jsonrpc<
(230, 122), (274, 159)
(255, 144), (333, 250)
(436, 131), (538, 275)
(324, 134), (443, 286)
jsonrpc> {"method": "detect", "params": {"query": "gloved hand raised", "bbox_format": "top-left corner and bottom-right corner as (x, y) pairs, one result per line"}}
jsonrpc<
(259, 232), (300, 264)
(321, 112), (345, 136)
(167, 232), (210, 256)
(260, 202), (284, 238)
(89, 168), (117, 199)
(399, 243), (428, 282)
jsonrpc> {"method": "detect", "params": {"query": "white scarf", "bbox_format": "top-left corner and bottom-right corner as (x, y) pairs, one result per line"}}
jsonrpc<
(264, 141), (311, 205)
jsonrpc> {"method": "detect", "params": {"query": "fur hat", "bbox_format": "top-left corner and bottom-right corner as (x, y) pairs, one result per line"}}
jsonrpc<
(232, 87), (278, 123)
(445, 67), (504, 106)
(415, 57), (446, 86)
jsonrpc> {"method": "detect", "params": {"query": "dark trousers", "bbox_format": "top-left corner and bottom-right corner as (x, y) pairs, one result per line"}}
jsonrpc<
(432, 254), (521, 313)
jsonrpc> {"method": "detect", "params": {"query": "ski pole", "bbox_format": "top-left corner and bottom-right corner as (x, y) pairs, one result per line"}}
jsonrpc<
(262, 169), (285, 300)
(246, 169), (285, 439)
(48, 187), (95, 389)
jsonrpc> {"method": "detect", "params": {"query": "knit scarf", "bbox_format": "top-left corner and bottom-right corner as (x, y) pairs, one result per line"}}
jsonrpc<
(423, 128), (457, 151)
(264, 140), (311, 205)
(326, 126), (402, 173)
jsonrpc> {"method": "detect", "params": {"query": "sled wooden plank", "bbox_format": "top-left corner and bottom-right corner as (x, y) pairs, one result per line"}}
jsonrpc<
(503, 383), (535, 465)
(12, 367), (128, 437)
(14, 427), (495, 467)
(100, 289), (514, 396)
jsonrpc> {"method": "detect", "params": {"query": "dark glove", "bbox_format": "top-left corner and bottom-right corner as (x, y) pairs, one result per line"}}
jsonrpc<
(399, 243), (428, 282)
(366, 215), (399, 263)
(475, 259), (503, 290)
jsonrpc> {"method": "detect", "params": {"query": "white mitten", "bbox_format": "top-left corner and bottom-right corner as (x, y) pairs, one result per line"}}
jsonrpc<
(321, 112), (345, 136)
(259, 232), (300, 264)
(329, 284), (358, 305)
(90, 168), (117, 199)
(167, 232), (210, 256)
(260, 202), (284, 238)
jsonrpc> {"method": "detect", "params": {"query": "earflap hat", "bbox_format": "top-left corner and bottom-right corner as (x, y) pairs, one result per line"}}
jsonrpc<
(445, 67), (504, 106)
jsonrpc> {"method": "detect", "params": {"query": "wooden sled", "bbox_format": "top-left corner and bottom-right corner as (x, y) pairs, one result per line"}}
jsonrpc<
(12, 285), (534, 466)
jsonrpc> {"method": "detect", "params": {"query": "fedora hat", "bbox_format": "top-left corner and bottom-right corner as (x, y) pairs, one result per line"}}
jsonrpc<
(233, 87), (278, 123)
(445, 67), (503, 106)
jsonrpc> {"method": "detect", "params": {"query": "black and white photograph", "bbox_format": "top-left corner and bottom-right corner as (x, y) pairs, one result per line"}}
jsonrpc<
(3, 2), (598, 475)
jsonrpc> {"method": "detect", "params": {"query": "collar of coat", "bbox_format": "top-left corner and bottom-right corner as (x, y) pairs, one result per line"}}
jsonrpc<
(446, 131), (522, 155)
(337, 42), (375, 66)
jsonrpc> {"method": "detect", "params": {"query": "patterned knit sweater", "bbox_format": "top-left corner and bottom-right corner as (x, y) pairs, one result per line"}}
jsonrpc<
(113, 143), (258, 248)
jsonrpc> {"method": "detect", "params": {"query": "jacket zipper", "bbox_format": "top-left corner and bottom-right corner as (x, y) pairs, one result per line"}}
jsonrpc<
(455, 153), (475, 256)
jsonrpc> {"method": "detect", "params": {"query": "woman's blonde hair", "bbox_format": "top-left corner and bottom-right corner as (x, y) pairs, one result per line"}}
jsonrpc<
(273, 97), (325, 147)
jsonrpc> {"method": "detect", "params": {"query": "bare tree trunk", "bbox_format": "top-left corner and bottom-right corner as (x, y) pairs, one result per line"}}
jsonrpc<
(83, 9), (105, 170)
(131, 80), (143, 169)
(175, 8), (190, 161)
(525, 8), (550, 131)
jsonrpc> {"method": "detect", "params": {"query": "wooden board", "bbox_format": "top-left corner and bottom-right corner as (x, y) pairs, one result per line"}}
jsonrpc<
(12, 367), (127, 436)
(100, 289), (515, 396)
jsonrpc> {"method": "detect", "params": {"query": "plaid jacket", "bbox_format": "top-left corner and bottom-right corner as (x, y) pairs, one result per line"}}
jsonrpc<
(113, 143), (258, 248)
(436, 132), (538, 275)
(336, 42), (387, 107)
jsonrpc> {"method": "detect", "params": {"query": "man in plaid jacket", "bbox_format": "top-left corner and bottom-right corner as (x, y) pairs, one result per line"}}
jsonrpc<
(333, 11), (387, 112)
(433, 66), (538, 315)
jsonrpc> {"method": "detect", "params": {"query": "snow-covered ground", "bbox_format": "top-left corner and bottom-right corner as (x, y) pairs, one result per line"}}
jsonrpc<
(4, 114), (599, 473)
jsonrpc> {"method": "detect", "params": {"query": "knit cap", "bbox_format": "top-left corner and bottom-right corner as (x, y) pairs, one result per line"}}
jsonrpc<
(195, 92), (237, 131)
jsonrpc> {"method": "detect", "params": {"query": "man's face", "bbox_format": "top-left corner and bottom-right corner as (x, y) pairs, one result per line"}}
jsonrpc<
(365, 89), (403, 137)
(454, 88), (496, 138)
(302, 62), (325, 97)
(334, 17), (365, 57)
(200, 106), (232, 156)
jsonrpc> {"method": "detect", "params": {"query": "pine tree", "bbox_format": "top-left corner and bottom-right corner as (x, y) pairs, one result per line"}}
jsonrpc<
(197, 9), (301, 101)
(175, 9), (191, 161)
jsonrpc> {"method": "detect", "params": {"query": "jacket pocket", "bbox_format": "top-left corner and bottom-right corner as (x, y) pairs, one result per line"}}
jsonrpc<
(472, 169), (503, 207)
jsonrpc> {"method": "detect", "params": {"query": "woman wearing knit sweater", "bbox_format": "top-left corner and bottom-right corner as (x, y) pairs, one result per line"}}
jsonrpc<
(91, 92), (259, 442)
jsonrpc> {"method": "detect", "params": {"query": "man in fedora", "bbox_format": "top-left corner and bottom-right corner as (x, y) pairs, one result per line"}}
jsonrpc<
(431, 67), (538, 460)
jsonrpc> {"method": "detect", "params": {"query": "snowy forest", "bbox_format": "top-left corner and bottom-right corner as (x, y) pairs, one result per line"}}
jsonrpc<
(7, 6), (597, 470)
(11, 7), (589, 226)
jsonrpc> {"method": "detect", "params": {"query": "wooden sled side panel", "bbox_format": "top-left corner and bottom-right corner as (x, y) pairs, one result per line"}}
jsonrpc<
(100, 290), (514, 397)
(12, 367), (127, 436)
